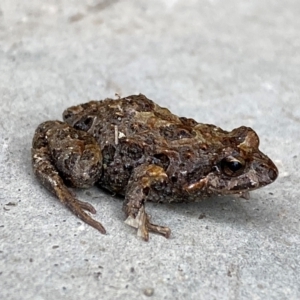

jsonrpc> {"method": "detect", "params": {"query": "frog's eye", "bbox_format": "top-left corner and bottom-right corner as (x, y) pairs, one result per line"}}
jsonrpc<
(220, 156), (245, 177)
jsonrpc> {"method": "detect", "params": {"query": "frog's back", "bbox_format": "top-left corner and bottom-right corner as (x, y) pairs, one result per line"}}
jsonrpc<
(63, 94), (201, 194)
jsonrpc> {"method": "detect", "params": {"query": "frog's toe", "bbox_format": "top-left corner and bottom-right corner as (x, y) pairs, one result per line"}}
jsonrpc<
(125, 207), (149, 240)
(147, 222), (171, 239)
(76, 199), (97, 214)
(125, 206), (170, 241)
(63, 193), (106, 234)
(74, 206), (106, 234)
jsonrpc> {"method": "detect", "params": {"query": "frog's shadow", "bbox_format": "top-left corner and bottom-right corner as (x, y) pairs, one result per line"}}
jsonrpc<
(147, 193), (275, 229)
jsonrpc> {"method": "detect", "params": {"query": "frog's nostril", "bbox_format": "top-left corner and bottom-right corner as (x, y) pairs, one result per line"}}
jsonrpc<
(268, 168), (278, 181)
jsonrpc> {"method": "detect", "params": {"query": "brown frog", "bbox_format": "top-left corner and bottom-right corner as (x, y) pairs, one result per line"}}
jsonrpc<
(32, 94), (278, 240)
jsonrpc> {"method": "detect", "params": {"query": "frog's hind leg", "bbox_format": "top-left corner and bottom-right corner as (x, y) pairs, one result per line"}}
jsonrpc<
(123, 164), (171, 241)
(32, 121), (106, 234)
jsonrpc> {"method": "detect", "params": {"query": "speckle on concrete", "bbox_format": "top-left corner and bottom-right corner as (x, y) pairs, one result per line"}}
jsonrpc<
(1, 1), (299, 299)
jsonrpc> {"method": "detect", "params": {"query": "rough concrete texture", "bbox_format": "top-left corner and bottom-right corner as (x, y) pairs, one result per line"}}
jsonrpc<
(0, 0), (299, 299)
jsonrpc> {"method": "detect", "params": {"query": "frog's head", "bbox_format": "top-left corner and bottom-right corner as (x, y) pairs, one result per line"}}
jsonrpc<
(185, 126), (278, 198)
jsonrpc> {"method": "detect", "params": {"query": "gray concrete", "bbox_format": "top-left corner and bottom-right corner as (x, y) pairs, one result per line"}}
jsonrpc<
(0, 0), (299, 299)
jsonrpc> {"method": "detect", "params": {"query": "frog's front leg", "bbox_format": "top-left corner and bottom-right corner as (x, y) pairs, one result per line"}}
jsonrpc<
(32, 121), (106, 234)
(123, 164), (171, 241)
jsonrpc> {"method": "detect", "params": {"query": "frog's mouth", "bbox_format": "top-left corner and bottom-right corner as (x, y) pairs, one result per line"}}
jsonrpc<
(184, 178), (258, 200)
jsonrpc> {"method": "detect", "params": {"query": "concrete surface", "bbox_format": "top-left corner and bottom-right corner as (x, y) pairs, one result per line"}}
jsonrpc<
(0, 0), (299, 299)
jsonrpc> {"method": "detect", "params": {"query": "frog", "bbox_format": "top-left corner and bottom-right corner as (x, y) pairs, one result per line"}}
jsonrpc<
(32, 94), (278, 241)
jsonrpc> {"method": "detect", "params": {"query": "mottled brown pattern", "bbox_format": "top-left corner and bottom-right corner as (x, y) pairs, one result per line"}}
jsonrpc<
(32, 94), (278, 240)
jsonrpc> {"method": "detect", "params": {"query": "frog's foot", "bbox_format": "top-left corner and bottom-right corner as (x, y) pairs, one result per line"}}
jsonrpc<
(60, 189), (106, 234)
(124, 164), (171, 241)
(75, 199), (97, 214)
(125, 206), (171, 241)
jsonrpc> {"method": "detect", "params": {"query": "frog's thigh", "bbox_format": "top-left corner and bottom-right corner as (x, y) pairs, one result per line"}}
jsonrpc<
(46, 122), (103, 188)
(123, 164), (171, 241)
